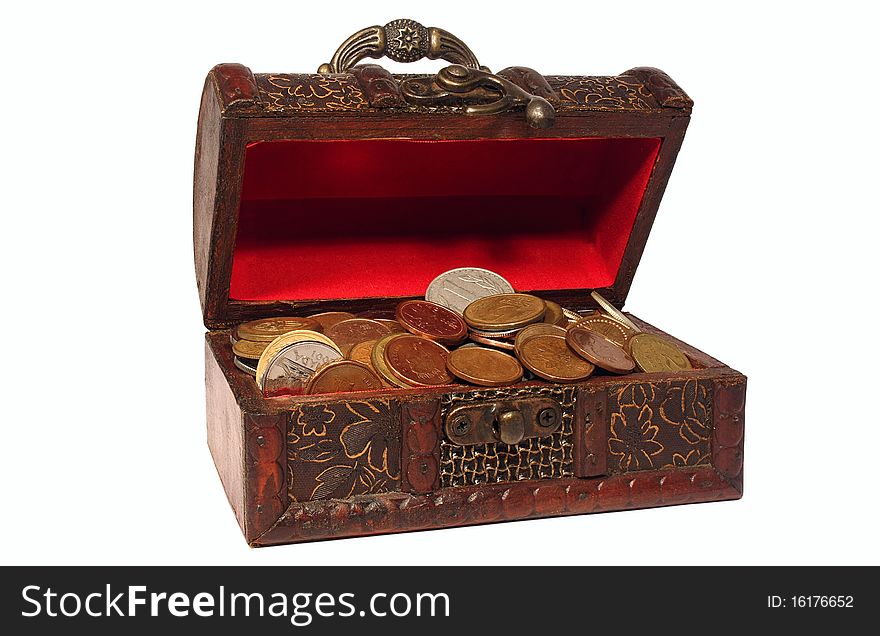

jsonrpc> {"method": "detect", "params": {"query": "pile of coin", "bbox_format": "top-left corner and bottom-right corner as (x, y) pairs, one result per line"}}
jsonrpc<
(230, 267), (693, 397)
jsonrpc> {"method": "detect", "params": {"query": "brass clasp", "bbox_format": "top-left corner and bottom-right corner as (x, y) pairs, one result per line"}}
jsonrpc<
(400, 64), (556, 129)
(445, 397), (562, 446)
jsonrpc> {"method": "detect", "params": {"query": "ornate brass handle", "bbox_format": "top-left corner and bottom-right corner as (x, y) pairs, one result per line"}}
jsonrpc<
(318, 18), (486, 74)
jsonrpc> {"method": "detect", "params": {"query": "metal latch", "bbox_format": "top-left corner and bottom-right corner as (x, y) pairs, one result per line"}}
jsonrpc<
(445, 397), (562, 446)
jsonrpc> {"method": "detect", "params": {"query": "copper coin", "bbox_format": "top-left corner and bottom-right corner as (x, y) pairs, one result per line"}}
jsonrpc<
(628, 333), (692, 372)
(325, 318), (391, 355)
(376, 319), (407, 334)
(305, 360), (384, 395)
(463, 293), (546, 331)
(447, 346), (523, 387)
(307, 311), (356, 331)
(371, 334), (412, 388)
(517, 335), (595, 382)
(573, 314), (637, 347)
(237, 317), (323, 342)
(542, 300), (568, 327)
(514, 323), (568, 357)
(469, 332), (516, 351)
(566, 326), (636, 374)
(395, 300), (468, 346)
(383, 334), (453, 387)
(232, 338), (269, 360)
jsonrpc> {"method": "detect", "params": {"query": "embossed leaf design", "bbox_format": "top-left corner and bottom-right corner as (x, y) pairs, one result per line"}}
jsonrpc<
(340, 402), (400, 478)
(664, 448), (710, 469)
(659, 380), (711, 444)
(294, 438), (342, 464)
(310, 464), (359, 500)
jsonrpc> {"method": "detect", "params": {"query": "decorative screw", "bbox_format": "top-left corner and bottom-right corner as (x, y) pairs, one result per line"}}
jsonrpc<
(451, 416), (470, 436)
(537, 408), (557, 427)
(256, 435), (266, 447)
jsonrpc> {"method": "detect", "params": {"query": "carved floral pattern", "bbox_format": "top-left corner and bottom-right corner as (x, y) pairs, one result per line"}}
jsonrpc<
(253, 73), (666, 113)
(288, 400), (400, 502)
(607, 380), (712, 473)
(547, 75), (659, 111)
(259, 74), (368, 112)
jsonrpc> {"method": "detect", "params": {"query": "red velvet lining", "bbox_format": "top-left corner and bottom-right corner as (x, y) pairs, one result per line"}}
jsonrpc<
(230, 137), (661, 301)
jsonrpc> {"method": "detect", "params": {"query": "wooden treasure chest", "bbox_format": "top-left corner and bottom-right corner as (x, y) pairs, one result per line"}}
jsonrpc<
(194, 19), (746, 547)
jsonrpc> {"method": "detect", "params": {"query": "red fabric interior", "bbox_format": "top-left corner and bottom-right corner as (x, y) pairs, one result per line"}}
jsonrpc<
(230, 137), (661, 301)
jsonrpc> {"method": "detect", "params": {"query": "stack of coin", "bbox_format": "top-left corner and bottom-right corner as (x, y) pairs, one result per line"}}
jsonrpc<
(230, 269), (694, 397)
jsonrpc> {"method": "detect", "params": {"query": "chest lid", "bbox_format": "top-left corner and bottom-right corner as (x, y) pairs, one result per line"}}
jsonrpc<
(194, 19), (692, 329)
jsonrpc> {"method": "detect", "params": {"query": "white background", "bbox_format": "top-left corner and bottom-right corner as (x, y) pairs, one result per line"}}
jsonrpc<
(2, 0), (877, 566)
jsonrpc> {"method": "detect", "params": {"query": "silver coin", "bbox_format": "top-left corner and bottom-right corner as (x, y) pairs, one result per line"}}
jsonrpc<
(425, 267), (515, 315)
(233, 356), (257, 377)
(257, 341), (342, 393)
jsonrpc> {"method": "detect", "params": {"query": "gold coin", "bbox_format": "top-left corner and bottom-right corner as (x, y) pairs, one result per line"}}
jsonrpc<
(255, 329), (342, 387)
(517, 334), (595, 382)
(542, 300), (568, 327)
(463, 293), (546, 331)
(573, 314), (637, 347)
(514, 323), (568, 358)
(232, 338), (269, 360)
(237, 317), (323, 342)
(628, 333), (692, 372)
(307, 311), (356, 331)
(590, 291), (640, 333)
(347, 339), (393, 387)
(370, 333), (412, 388)
(447, 347), (523, 387)
(347, 339), (377, 366)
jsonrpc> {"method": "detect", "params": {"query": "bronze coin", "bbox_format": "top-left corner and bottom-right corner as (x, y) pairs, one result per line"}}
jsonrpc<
(305, 360), (385, 395)
(325, 318), (391, 355)
(395, 300), (468, 345)
(307, 311), (356, 331)
(237, 317), (323, 342)
(566, 326), (636, 374)
(628, 333), (693, 373)
(376, 319), (407, 334)
(573, 314), (637, 347)
(232, 338), (270, 360)
(447, 347), (523, 387)
(514, 323), (568, 357)
(383, 334), (453, 387)
(517, 335), (595, 382)
(463, 293), (546, 331)
(542, 300), (568, 327)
